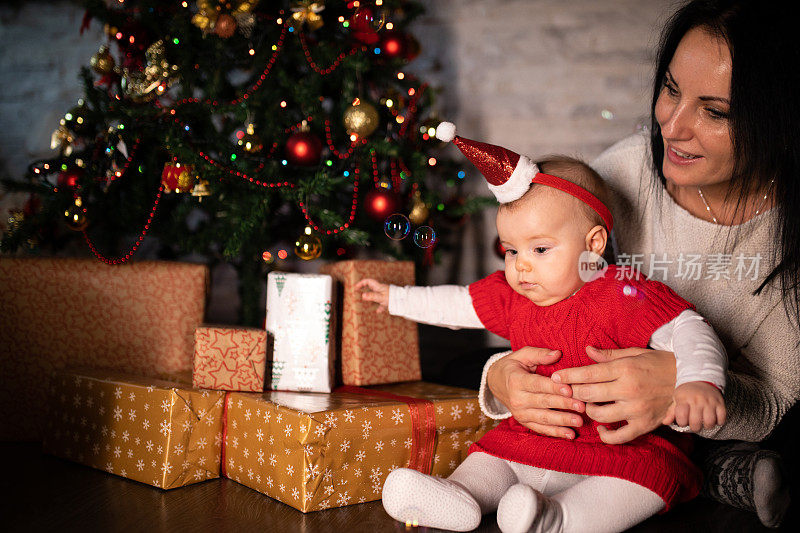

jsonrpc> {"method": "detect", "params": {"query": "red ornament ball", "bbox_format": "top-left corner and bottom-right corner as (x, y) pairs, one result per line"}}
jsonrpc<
(57, 168), (82, 189)
(285, 131), (323, 166)
(214, 14), (237, 39)
(364, 188), (400, 221)
(349, 7), (380, 45)
(380, 31), (406, 59)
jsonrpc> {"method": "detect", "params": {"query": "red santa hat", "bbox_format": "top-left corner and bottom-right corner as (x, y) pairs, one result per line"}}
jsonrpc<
(436, 121), (613, 230)
(435, 122), (536, 204)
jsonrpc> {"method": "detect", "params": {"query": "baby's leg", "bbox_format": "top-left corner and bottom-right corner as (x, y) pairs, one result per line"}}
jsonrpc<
(497, 468), (664, 533)
(550, 475), (664, 533)
(382, 452), (516, 531)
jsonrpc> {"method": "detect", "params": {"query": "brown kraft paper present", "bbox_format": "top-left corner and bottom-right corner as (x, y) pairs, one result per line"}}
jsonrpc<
(0, 258), (209, 440)
(221, 381), (498, 512)
(319, 260), (420, 385)
(192, 325), (268, 392)
(43, 368), (225, 489)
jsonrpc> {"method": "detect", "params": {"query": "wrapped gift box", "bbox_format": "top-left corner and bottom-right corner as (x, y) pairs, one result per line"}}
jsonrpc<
(0, 258), (208, 440)
(319, 260), (420, 385)
(265, 272), (335, 392)
(193, 325), (267, 391)
(222, 382), (497, 512)
(43, 368), (225, 489)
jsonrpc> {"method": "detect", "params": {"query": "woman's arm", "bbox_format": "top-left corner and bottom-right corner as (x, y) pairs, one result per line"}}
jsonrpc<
(701, 301), (800, 441)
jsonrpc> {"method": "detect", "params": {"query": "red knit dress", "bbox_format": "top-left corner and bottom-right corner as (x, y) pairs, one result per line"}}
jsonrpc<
(468, 266), (702, 509)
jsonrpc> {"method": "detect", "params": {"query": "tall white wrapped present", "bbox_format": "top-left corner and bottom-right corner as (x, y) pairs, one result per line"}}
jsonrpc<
(265, 272), (335, 392)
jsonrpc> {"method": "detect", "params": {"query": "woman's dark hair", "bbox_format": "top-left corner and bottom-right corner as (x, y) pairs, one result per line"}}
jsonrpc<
(650, 0), (800, 327)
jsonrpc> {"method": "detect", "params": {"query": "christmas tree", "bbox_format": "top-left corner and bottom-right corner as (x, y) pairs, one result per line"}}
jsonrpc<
(1, 0), (492, 325)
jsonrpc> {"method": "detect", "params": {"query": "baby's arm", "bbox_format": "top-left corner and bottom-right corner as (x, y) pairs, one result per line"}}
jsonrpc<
(355, 278), (390, 312)
(649, 309), (727, 432)
(355, 278), (484, 329)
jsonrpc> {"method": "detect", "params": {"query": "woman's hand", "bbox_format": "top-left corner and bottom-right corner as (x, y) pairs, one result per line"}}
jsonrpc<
(551, 347), (677, 445)
(487, 347), (586, 439)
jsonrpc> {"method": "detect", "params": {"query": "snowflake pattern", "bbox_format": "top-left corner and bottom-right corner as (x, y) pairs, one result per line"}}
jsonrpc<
(48, 371), (225, 491)
(391, 408), (404, 425)
(213, 382), (489, 511)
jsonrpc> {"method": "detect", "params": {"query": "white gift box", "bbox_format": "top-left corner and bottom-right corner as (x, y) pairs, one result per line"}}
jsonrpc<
(265, 272), (335, 392)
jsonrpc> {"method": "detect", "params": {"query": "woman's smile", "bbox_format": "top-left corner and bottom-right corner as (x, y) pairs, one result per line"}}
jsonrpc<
(666, 144), (703, 165)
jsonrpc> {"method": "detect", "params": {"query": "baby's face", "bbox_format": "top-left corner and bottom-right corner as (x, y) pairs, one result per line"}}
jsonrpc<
(496, 189), (594, 306)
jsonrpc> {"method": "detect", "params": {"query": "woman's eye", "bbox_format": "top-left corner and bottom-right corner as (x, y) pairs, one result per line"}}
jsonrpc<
(534, 247), (549, 254)
(662, 78), (679, 97)
(706, 107), (729, 120)
(505, 249), (517, 256)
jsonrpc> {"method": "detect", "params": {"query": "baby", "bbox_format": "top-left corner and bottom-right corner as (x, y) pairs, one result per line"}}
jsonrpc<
(357, 124), (727, 533)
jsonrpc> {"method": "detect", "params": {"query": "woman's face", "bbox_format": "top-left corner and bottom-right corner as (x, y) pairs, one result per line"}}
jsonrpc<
(655, 26), (734, 189)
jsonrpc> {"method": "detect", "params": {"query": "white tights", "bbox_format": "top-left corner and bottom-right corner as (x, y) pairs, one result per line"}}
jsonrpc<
(449, 452), (665, 533)
(381, 451), (665, 533)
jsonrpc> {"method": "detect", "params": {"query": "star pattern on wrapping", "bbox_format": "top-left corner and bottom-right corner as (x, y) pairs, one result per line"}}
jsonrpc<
(210, 359), (238, 390)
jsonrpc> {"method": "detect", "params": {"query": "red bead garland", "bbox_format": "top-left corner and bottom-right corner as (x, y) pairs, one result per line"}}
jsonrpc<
(298, 165), (360, 235)
(83, 184), (164, 265)
(299, 32), (363, 75)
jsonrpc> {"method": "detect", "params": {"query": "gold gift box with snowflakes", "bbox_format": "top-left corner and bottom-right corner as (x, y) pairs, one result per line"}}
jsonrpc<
(43, 368), (226, 489)
(223, 381), (498, 512)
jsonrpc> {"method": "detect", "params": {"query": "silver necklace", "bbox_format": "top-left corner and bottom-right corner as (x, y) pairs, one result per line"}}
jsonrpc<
(697, 179), (775, 224)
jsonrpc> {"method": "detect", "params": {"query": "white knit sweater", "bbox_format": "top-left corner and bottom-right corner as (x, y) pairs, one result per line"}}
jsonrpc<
(480, 133), (800, 442)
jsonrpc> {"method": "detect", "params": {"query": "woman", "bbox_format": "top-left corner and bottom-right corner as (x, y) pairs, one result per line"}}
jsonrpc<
(481, 0), (799, 528)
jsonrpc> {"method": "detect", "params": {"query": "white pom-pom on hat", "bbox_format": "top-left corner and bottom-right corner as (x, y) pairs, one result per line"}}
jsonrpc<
(435, 121), (456, 143)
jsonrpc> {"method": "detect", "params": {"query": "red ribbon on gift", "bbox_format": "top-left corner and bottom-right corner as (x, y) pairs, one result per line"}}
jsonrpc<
(220, 392), (232, 477)
(335, 385), (437, 475)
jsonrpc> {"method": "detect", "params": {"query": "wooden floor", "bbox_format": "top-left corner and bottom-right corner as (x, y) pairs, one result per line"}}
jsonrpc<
(4, 443), (789, 533)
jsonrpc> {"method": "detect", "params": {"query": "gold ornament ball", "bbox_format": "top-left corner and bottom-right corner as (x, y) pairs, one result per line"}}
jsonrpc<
(294, 232), (322, 260)
(238, 124), (263, 154)
(91, 46), (116, 75)
(176, 168), (197, 193)
(64, 205), (89, 231)
(214, 14), (237, 38)
(343, 101), (379, 138)
(408, 193), (430, 225)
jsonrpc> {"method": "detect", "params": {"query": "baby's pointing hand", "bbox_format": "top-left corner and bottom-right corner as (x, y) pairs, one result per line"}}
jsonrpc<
(355, 278), (390, 313)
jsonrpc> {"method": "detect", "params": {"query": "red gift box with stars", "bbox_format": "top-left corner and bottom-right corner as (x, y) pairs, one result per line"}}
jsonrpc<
(192, 325), (268, 392)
